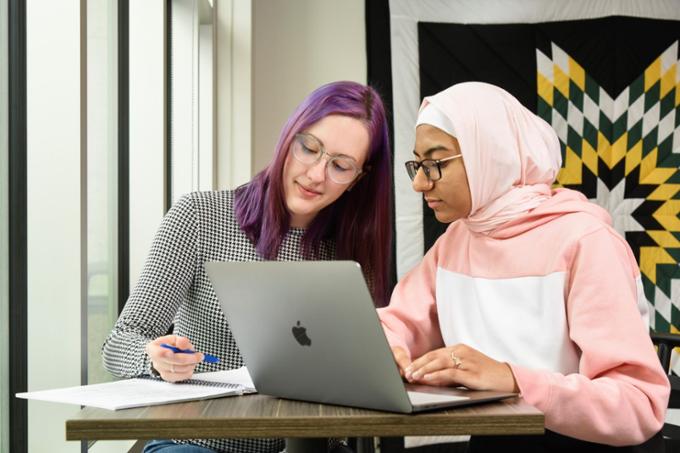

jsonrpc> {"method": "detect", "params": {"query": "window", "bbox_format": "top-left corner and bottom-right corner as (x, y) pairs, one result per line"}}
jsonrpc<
(0, 0), (9, 449)
(169, 0), (214, 203)
(87, 0), (118, 385)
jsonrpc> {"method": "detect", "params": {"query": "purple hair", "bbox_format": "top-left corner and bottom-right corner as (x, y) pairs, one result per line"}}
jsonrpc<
(234, 81), (393, 306)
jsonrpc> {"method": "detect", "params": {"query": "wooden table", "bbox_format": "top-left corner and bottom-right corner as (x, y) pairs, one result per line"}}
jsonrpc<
(66, 394), (544, 452)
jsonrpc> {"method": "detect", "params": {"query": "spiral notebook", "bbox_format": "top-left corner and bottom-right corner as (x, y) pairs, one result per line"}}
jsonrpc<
(15, 367), (255, 410)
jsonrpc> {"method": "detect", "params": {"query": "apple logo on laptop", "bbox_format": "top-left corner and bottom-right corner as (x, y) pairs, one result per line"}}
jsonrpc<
(292, 321), (311, 346)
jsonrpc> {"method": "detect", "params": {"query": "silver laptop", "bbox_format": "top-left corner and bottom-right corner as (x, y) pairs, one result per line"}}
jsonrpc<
(205, 260), (516, 413)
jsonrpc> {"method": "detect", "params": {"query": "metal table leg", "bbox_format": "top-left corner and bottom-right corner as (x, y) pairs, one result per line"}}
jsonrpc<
(354, 437), (376, 453)
(285, 437), (329, 453)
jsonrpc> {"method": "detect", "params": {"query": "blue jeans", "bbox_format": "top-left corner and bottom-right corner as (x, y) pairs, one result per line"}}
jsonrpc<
(143, 440), (217, 453)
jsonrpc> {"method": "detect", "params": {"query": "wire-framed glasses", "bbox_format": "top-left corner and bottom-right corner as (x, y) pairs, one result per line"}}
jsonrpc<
(404, 155), (462, 182)
(291, 133), (363, 184)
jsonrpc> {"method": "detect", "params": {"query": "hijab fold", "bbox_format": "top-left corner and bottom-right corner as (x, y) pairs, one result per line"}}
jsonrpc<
(419, 82), (562, 234)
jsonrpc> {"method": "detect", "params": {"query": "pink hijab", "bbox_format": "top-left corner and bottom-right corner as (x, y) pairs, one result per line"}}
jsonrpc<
(419, 82), (562, 234)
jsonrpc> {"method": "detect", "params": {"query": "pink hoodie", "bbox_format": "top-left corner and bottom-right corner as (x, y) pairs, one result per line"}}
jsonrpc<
(378, 188), (669, 446)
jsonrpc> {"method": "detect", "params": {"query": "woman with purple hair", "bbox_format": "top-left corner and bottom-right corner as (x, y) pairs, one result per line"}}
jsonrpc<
(101, 81), (392, 453)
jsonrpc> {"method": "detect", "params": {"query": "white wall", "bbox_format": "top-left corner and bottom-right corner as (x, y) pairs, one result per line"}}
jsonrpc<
(251, 0), (366, 174)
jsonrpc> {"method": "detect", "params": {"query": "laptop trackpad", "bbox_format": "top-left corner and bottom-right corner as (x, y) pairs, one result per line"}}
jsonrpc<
(407, 391), (469, 406)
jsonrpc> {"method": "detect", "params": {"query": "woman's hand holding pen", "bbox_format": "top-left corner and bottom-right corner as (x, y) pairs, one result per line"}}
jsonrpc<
(401, 344), (519, 393)
(145, 335), (204, 382)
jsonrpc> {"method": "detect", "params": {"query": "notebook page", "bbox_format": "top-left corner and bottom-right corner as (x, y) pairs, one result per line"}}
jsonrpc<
(16, 370), (249, 410)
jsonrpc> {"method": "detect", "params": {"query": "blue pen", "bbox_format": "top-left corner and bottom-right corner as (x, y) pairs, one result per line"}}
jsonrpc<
(160, 343), (220, 363)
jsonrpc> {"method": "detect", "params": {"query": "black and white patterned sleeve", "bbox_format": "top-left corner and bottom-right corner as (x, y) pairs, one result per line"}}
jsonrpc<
(102, 194), (199, 378)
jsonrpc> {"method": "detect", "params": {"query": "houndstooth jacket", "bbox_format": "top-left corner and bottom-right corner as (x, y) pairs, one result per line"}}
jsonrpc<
(101, 189), (334, 453)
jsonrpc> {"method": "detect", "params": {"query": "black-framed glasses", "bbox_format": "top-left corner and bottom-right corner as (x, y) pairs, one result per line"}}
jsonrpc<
(404, 155), (462, 182)
(291, 133), (364, 184)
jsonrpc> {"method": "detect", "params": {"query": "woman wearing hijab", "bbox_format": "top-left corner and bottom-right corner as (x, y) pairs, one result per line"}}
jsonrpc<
(378, 82), (669, 451)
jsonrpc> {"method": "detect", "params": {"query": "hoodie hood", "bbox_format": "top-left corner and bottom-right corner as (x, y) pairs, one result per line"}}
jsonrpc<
(489, 188), (612, 239)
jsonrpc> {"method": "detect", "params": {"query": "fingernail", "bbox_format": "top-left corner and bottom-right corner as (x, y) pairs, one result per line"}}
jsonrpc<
(412, 371), (421, 380)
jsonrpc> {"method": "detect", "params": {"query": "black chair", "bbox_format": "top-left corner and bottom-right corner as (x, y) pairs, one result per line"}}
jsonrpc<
(651, 331), (680, 452)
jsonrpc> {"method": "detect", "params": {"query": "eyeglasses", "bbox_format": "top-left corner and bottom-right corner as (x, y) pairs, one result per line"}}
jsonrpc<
(404, 155), (462, 182)
(291, 133), (364, 184)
